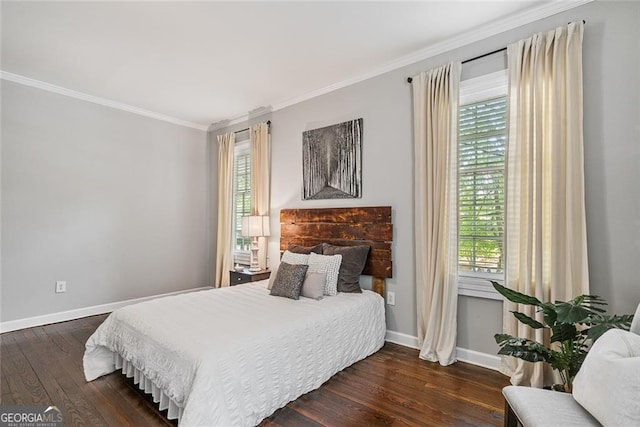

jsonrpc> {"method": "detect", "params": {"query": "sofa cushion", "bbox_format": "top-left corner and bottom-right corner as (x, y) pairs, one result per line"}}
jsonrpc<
(572, 328), (640, 426)
(502, 386), (599, 426)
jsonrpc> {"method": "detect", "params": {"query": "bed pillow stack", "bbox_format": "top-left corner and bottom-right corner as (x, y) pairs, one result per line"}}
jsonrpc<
(269, 250), (340, 299)
(269, 243), (372, 298)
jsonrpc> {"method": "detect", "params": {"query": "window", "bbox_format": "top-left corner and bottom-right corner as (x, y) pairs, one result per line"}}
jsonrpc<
(458, 70), (507, 299)
(233, 140), (251, 261)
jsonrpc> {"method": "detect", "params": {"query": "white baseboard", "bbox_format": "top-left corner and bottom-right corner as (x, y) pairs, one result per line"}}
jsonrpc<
(385, 330), (501, 371)
(455, 347), (501, 371)
(385, 330), (420, 349)
(0, 286), (212, 333)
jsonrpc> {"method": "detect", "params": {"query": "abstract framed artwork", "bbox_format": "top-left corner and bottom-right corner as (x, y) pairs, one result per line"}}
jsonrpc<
(302, 118), (362, 200)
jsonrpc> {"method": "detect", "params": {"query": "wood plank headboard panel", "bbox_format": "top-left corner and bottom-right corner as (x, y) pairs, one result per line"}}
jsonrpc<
(280, 206), (393, 296)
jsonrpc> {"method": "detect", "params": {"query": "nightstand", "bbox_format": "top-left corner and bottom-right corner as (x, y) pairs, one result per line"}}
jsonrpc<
(230, 268), (271, 286)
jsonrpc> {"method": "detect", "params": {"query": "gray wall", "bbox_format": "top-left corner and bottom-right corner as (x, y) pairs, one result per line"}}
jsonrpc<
(1, 81), (209, 322)
(211, 1), (640, 354)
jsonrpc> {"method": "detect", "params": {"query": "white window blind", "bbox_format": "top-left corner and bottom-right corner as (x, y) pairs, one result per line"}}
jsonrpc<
(458, 96), (507, 275)
(233, 142), (251, 255)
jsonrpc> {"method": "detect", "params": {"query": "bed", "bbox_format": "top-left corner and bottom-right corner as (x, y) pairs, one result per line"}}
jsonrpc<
(84, 206), (393, 426)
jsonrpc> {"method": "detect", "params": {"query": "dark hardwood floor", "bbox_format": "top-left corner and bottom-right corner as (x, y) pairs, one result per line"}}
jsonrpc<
(1, 314), (509, 426)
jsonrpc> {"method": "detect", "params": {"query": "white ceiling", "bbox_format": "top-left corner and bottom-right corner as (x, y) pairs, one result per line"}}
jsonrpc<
(1, 1), (583, 130)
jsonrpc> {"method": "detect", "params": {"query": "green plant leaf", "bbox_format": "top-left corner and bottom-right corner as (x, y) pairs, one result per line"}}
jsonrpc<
(491, 281), (542, 306)
(578, 296), (608, 313)
(498, 345), (549, 363)
(494, 333), (516, 345)
(496, 337), (553, 364)
(550, 323), (577, 343)
(555, 301), (593, 323)
(540, 303), (558, 326)
(512, 311), (546, 329)
(586, 314), (634, 341)
(568, 352), (588, 379)
(549, 351), (571, 373)
(581, 295), (608, 305)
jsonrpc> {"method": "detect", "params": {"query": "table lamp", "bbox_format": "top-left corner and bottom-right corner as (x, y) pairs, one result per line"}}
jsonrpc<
(241, 215), (270, 271)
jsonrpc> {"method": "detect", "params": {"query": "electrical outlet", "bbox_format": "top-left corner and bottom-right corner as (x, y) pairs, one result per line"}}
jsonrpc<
(55, 281), (67, 293)
(387, 291), (395, 306)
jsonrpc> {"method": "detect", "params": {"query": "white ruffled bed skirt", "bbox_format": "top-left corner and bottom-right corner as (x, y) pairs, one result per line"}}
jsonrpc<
(114, 353), (184, 422)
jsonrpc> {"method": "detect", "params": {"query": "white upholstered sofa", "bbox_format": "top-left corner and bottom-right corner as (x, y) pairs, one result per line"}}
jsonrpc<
(502, 303), (640, 427)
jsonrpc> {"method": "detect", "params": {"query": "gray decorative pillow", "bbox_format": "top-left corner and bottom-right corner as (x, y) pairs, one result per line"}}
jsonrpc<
(270, 250), (310, 290)
(322, 244), (370, 293)
(269, 262), (308, 300)
(301, 271), (326, 300)
(270, 251), (310, 290)
(287, 243), (324, 254)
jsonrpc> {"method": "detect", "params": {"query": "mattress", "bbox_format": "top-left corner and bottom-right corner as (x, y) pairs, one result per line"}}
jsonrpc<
(83, 280), (386, 426)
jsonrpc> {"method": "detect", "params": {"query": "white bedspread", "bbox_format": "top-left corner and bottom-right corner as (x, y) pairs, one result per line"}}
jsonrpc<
(84, 281), (385, 426)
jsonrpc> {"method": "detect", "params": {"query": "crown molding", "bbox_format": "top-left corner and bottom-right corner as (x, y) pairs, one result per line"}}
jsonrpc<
(1, 0), (592, 132)
(209, 108), (271, 132)
(0, 71), (209, 131)
(216, 0), (592, 130)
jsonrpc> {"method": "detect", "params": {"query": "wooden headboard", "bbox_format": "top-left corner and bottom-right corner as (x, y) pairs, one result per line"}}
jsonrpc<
(280, 206), (392, 297)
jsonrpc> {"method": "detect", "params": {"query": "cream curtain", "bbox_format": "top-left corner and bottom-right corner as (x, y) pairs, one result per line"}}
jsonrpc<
(215, 132), (235, 288)
(250, 122), (271, 270)
(502, 21), (589, 387)
(412, 62), (461, 366)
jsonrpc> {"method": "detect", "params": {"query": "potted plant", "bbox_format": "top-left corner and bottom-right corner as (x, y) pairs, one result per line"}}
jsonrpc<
(491, 281), (634, 392)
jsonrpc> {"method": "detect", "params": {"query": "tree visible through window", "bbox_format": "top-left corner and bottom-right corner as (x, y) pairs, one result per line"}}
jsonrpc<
(233, 143), (251, 252)
(458, 96), (506, 274)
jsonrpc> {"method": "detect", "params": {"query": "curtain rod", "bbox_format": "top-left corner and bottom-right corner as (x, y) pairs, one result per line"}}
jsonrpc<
(234, 120), (271, 134)
(406, 20), (586, 84)
(406, 48), (505, 83)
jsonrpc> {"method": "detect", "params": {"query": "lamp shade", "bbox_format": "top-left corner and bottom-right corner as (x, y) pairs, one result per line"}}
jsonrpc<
(241, 215), (270, 237)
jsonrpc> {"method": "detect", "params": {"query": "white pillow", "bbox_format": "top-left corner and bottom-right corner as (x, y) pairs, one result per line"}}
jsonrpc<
(281, 250), (309, 265)
(307, 252), (342, 296)
(572, 329), (640, 426)
(630, 303), (640, 335)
